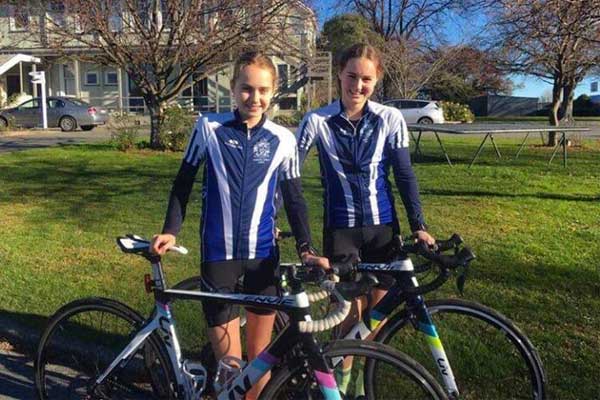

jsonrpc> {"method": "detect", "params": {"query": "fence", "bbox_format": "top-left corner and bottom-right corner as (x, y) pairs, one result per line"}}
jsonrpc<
(86, 95), (234, 115)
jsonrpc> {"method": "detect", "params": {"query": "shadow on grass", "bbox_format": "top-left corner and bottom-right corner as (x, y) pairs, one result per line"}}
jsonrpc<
(0, 152), (182, 225)
(422, 188), (600, 202)
(0, 310), (46, 354)
(468, 254), (600, 301)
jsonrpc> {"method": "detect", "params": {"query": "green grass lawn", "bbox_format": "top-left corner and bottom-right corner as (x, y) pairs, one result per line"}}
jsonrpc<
(0, 136), (599, 398)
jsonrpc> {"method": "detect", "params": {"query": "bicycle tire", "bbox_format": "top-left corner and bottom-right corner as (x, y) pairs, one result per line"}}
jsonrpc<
(259, 339), (447, 399)
(34, 297), (179, 399)
(372, 298), (546, 400)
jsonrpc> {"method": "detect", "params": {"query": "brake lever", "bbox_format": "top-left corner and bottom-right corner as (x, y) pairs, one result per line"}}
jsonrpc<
(456, 264), (469, 295)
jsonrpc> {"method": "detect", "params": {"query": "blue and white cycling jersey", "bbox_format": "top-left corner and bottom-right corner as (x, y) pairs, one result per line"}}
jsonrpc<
(297, 100), (425, 231)
(162, 112), (304, 262)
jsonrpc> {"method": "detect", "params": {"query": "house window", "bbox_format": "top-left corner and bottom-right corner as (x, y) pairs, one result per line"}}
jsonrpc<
(9, 5), (30, 31)
(105, 70), (118, 86)
(48, 0), (66, 28)
(85, 71), (100, 86)
(592, 82), (598, 93)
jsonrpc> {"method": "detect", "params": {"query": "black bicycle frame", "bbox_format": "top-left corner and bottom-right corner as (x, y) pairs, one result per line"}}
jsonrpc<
(341, 257), (460, 395)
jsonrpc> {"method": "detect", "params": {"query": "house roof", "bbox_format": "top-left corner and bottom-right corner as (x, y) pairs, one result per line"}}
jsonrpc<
(0, 53), (42, 76)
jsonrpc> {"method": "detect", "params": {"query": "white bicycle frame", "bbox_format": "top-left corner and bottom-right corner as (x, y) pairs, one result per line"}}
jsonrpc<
(92, 263), (312, 400)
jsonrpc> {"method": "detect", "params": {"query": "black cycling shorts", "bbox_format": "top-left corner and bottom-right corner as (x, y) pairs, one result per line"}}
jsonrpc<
(323, 223), (396, 289)
(200, 257), (279, 327)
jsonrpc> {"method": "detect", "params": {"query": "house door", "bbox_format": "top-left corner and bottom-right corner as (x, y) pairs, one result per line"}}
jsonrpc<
(6, 75), (21, 98)
(63, 64), (76, 96)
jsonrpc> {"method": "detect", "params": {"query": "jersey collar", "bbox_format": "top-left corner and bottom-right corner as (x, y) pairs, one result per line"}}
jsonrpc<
(233, 109), (267, 133)
(337, 99), (373, 120)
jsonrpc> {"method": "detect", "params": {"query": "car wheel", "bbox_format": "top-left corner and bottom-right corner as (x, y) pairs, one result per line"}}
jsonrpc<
(81, 125), (95, 131)
(59, 116), (77, 132)
(0, 117), (8, 129)
(418, 117), (433, 124)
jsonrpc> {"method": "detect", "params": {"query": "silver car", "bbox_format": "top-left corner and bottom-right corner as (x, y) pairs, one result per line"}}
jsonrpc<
(384, 99), (445, 124)
(0, 96), (109, 131)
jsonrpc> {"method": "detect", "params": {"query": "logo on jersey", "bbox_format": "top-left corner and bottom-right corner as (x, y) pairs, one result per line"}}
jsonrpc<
(361, 125), (374, 142)
(225, 138), (242, 149)
(253, 140), (271, 164)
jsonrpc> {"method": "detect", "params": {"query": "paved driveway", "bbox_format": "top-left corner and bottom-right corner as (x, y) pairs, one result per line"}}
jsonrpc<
(0, 345), (35, 400)
(0, 127), (113, 154)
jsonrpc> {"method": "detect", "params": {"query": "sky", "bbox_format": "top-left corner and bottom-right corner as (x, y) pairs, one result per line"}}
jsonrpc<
(511, 76), (596, 100)
(310, 1), (599, 100)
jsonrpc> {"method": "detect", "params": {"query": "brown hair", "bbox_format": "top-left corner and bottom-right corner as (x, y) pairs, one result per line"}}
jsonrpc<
(336, 43), (384, 79)
(231, 50), (278, 90)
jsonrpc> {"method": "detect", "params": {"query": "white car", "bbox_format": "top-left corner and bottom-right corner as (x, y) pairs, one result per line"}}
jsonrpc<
(384, 99), (445, 124)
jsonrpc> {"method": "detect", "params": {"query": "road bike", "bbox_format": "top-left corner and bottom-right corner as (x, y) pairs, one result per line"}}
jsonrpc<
(175, 234), (546, 399)
(34, 234), (448, 399)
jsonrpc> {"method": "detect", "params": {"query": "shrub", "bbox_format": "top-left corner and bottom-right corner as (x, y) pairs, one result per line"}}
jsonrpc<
(272, 111), (303, 127)
(157, 105), (196, 151)
(440, 101), (475, 123)
(108, 114), (140, 152)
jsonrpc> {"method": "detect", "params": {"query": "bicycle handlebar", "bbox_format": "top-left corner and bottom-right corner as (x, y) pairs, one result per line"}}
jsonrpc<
(281, 264), (379, 333)
(327, 233), (475, 297)
(298, 280), (351, 333)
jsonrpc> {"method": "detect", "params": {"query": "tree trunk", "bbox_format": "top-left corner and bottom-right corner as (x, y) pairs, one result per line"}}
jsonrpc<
(382, 74), (394, 100)
(147, 98), (165, 149)
(548, 80), (562, 146)
(559, 81), (575, 123)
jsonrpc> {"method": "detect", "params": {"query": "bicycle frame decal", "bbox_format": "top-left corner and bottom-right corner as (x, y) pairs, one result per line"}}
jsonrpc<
(314, 370), (343, 400)
(218, 351), (279, 400)
(152, 301), (192, 393)
(415, 301), (459, 395)
(369, 309), (386, 330)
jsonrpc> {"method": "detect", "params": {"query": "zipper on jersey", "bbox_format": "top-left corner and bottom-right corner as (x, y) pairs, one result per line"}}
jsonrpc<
(342, 113), (367, 226)
(236, 124), (250, 258)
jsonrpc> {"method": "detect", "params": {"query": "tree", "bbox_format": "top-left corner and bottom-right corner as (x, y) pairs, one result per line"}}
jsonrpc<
(427, 46), (513, 103)
(381, 39), (454, 99)
(340, 0), (492, 99)
(493, 0), (600, 144)
(36, 0), (306, 148)
(319, 13), (381, 57)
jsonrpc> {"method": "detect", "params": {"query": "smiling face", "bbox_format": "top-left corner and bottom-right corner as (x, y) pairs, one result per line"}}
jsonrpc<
(338, 57), (379, 116)
(232, 64), (275, 128)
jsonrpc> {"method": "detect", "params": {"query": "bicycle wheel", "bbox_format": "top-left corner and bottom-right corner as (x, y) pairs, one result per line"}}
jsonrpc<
(260, 339), (447, 399)
(35, 297), (178, 399)
(374, 298), (546, 400)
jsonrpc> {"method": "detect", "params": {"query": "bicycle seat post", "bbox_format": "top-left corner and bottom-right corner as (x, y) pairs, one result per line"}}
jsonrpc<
(147, 254), (167, 292)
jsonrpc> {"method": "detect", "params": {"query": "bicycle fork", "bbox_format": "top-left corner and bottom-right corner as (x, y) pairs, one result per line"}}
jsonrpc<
(408, 296), (460, 399)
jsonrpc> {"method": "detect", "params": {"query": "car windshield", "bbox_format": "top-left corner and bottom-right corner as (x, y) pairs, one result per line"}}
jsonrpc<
(66, 98), (90, 107)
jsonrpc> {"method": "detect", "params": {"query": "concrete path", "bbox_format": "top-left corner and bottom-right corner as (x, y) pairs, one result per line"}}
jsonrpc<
(0, 342), (35, 400)
(0, 127), (113, 154)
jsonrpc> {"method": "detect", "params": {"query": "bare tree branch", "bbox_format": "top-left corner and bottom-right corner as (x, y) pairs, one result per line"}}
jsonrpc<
(30, 0), (313, 147)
